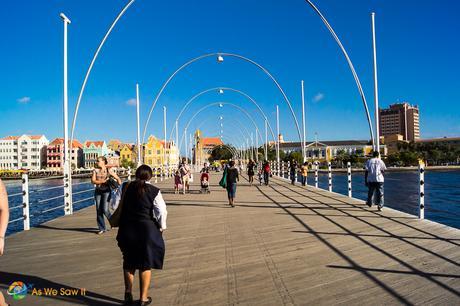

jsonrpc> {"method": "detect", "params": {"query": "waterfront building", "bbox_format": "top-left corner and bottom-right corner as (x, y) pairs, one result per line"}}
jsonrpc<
(0, 135), (49, 170)
(106, 150), (120, 168)
(379, 102), (420, 141)
(143, 135), (179, 168)
(107, 139), (123, 153)
(276, 140), (386, 162)
(83, 141), (109, 168)
(192, 130), (223, 164)
(119, 143), (140, 165)
(46, 138), (84, 170)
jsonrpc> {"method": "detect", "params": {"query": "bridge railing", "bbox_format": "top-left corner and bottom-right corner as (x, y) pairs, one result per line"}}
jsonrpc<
(269, 160), (428, 220)
(6, 166), (176, 235)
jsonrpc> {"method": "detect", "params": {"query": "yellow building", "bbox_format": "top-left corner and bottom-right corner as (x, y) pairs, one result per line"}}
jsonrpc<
(119, 144), (141, 165)
(143, 136), (179, 168)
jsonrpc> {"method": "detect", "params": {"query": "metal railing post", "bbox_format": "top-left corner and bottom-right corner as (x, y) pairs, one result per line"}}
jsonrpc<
(419, 162), (425, 219)
(127, 167), (132, 182)
(314, 161), (318, 188)
(347, 161), (352, 197)
(155, 167), (158, 183)
(22, 172), (30, 231)
(328, 162), (332, 192)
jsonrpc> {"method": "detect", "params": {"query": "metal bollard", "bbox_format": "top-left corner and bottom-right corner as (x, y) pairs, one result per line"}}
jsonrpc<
(328, 162), (332, 192)
(314, 161), (318, 188)
(419, 162), (425, 219)
(127, 167), (132, 182)
(160, 167), (164, 182)
(155, 167), (158, 183)
(21, 172), (30, 231)
(347, 162), (352, 197)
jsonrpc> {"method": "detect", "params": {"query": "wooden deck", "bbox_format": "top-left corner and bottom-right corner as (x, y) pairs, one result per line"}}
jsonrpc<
(1, 173), (459, 305)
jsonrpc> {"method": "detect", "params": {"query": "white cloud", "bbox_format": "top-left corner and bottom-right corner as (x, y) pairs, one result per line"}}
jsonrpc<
(17, 96), (31, 104)
(126, 98), (136, 106)
(312, 93), (324, 103)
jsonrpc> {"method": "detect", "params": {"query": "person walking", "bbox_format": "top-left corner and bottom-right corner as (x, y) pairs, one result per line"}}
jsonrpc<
(92, 156), (122, 234)
(0, 179), (10, 306)
(247, 159), (256, 186)
(225, 160), (239, 207)
(300, 162), (308, 186)
(179, 158), (191, 194)
(289, 159), (298, 185)
(365, 151), (387, 211)
(263, 161), (270, 186)
(116, 165), (167, 306)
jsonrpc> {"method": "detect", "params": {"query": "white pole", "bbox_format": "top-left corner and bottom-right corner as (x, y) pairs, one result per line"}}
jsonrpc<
(265, 119), (268, 161)
(255, 129), (259, 163)
(22, 172), (30, 230)
(60, 13), (72, 216)
(163, 106), (167, 172)
(175, 120), (179, 165)
(136, 83), (142, 167)
(184, 127), (188, 163)
(301, 80), (307, 162)
(419, 162), (425, 219)
(347, 161), (352, 197)
(371, 12), (381, 154)
(328, 161), (332, 192)
(314, 161), (318, 188)
(276, 105), (280, 164)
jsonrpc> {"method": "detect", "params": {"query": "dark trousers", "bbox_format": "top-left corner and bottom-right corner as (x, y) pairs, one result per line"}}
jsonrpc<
(301, 175), (307, 186)
(367, 182), (384, 207)
(95, 190), (111, 231)
(264, 172), (269, 185)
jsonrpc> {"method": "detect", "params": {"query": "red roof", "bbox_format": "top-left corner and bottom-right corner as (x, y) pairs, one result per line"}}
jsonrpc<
(1, 135), (44, 140)
(84, 141), (105, 148)
(50, 138), (83, 148)
(202, 137), (223, 146)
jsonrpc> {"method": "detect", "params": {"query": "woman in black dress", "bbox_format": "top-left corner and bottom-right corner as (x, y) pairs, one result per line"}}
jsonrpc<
(247, 159), (255, 186)
(117, 165), (167, 306)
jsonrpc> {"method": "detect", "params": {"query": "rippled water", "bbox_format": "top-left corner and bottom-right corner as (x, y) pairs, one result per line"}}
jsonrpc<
(4, 170), (460, 235)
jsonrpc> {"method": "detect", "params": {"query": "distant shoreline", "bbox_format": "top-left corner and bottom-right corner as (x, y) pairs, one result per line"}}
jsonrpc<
(320, 165), (460, 173)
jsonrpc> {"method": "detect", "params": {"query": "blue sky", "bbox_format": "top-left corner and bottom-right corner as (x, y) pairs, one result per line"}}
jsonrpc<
(1, 0), (459, 150)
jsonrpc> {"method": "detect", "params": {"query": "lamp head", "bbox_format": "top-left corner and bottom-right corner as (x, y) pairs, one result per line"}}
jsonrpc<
(60, 13), (71, 24)
(217, 55), (224, 63)
(218, 88), (224, 94)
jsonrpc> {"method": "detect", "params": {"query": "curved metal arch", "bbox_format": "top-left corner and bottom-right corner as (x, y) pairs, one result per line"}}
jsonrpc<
(142, 52), (302, 144)
(179, 102), (270, 155)
(304, 0), (375, 147)
(185, 115), (266, 157)
(206, 143), (240, 158)
(169, 87), (276, 142)
(70, 0), (136, 143)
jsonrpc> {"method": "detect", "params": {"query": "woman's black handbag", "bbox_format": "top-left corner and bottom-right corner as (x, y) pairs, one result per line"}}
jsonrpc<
(107, 176), (120, 190)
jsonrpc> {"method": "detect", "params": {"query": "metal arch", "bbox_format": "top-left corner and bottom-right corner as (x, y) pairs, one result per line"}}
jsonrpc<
(304, 0), (375, 147)
(142, 52), (302, 144)
(70, 0), (136, 144)
(178, 102), (271, 154)
(169, 87), (276, 143)
(184, 115), (267, 157)
(206, 143), (240, 158)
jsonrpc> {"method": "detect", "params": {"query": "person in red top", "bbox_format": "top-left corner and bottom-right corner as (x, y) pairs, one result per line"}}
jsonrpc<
(263, 161), (270, 186)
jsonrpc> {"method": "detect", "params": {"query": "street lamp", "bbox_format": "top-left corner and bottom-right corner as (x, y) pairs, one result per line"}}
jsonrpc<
(217, 55), (224, 63)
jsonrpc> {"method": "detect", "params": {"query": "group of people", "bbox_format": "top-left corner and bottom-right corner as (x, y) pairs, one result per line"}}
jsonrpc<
(0, 149), (387, 306)
(174, 158), (192, 194)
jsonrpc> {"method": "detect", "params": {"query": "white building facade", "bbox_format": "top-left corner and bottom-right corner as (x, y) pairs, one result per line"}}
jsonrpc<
(0, 135), (49, 170)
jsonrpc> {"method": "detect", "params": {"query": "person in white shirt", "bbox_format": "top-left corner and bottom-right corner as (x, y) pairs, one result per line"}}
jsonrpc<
(365, 151), (387, 211)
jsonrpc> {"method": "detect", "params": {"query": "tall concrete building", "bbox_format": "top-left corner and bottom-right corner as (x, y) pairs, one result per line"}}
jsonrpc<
(0, 135), (49, 170)
(379, 102), (420, 142)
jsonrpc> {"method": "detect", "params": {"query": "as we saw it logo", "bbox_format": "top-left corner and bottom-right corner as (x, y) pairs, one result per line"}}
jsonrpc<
(7, 281), (32, 300)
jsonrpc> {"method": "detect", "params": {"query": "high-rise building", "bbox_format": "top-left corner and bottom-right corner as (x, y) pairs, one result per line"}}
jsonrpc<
(379, 102), (420, 142)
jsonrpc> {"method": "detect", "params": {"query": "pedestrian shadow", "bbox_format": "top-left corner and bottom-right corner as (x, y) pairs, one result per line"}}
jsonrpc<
(0, 271), (122, 305)
(36, 224), (99, 234)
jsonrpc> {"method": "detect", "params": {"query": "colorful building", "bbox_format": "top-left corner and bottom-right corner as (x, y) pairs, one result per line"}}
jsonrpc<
(143, 135), (179, 168)
(193, 130), (223, 164)
(83, 141), (109, 168)
(47, 138), (84, 170)
(107, 139), (123, 153)
(0, 135), (49, 170)
(120, 144), (141, 166)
